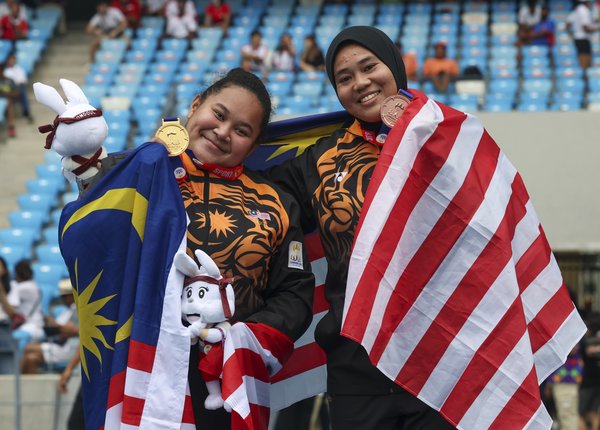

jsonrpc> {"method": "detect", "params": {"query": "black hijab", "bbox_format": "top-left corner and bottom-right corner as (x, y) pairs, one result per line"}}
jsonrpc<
(325, 26), (407, 92)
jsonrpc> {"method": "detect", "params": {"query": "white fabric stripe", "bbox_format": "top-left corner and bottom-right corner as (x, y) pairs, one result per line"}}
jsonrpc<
(224, 323), (285, 375)
(521, 256), (563, 321)
(362, 112), (486, 354)
(105, 403), (123, 430)
(124, 367), (151, 399)
(139, 234), (191, 430)
(180, 424), (196, 430)
(310, 257), (327, 286)
(294, 311), (326, 348)
(419, 262), (518, 407)
(524, 403), (554, 430)
(376, 147), (513, 380)
(270, 365), (327, 411)
(344, 99), (440, 317)
(459, 334), (543, 430)
(534, 309), (587, 383)
(511, 200), (539, 263)
(224, 376), (272, 417)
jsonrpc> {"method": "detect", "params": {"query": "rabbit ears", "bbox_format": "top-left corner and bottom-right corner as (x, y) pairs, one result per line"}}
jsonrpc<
(174, 250), (222, 279)
(33, 78), (91, 115)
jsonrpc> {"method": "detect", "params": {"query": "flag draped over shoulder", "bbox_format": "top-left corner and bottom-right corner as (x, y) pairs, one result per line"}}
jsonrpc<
(59, 143), (193, 430)
(342, 90), (587, 429)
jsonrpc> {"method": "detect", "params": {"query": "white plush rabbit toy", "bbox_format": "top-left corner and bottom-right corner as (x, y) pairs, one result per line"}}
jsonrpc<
(174, 249), (235, 411)
(33, 78), (109, 181)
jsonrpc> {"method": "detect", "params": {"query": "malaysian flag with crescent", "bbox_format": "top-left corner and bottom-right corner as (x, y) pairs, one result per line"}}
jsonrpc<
(341, 90), (587, 429)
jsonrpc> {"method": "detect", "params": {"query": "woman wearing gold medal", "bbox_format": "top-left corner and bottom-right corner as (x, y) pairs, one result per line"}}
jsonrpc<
(264, 26), (456, 430)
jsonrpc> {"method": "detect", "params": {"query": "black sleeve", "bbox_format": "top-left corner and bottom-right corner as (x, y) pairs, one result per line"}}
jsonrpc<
(244, 196), (315, 341)
(261, 144), (321, 235)
(78, 152), (130, 196)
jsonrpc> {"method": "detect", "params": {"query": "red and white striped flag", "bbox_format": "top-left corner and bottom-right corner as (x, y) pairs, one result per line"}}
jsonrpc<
(342, 91), (587, 430)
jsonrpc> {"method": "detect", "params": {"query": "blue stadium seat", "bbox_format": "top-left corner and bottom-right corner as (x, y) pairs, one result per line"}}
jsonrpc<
(43, 151), (62, 167)
(42, 226), (59, 246)
(556, 78), (586, 93)
(516, 100), (549, 112)
(0, 245), (28, 270)
(522, 79), (553, 94)
(26, 178), (64, 197)
(8, 210), (46, 231)
(36, 244), (64, 267)
(0, 228), (36, 252)
(292, 82), (323, 98)
(33, 263), (66, 286)
(17, 193), (54, 213)
(488, 79), (519, 95)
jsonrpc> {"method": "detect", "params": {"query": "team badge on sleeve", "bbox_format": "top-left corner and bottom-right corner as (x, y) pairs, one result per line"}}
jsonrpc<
(288, 241), (304, 269)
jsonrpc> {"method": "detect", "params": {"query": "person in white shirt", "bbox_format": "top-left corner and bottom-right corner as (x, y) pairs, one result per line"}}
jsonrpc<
(270, 32), (296, 72)
(4, 53), (31, 122)
(21, 279), (79, 374)
(3, 260), (44, 350)
(567, 0), (600, 69)
(86, 1), (128, 62)
(164, 0), (198, 39)
(241, 30), (270, 75)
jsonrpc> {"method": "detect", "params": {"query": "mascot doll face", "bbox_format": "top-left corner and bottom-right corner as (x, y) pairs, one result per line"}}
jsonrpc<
(181, 281), (229, 325)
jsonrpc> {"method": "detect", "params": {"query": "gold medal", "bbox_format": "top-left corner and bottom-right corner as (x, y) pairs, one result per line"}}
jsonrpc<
(380, 94), (410, 128)
(154, 118), (189, 157)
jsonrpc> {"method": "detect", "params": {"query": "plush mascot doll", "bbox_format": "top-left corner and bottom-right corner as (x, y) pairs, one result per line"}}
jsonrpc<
(32, 79), (108, 181)
(174, 249), (236, 411)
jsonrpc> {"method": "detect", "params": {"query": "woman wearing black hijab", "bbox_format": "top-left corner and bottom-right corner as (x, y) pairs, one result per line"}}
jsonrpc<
(265, 26), (455, 429)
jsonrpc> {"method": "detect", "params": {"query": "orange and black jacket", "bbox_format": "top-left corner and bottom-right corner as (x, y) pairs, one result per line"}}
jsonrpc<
(265, 119), (402, 395)
(82, 149), (315, 342)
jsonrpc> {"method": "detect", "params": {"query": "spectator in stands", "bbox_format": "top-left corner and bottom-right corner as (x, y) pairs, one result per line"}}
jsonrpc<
(165, 0), (198, 39)
(270, 32), (296, 72)
(530, 6), (556, 47)
(241, 30), (269, 75)
(0, 61), (17, 137)
(143, 0), (168, 16)
(517, 0), (542, 45)
(395, 42), (419, 82)
(203, 0), (231, 35)
(547, 345), (582, 430)
(0, 0), (27, 21)
(20, 279), (79, 374)
(567, 0), (600, 71)
(579, 313), (600, 430)
(0, 1), (28, 41)
(0, 256), (12, 324)
(59, 345), (85, 430)
(86, 1), (128, 63)
(1, 260), (44, 349)
(299, 34), (325, 72)
(110, 0), (142, 30)
(422, 41), (459, 93)
(4, 53), (32, 123)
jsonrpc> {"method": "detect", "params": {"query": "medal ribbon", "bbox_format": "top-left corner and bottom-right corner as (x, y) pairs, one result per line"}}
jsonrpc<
(191, 158), (244, 180)
(38, 109), (104, 150)
(361, 89), (413, 146)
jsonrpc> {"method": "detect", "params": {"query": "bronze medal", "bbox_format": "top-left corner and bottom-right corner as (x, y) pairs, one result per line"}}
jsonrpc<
(380, 94), (410, 128)
(155, 118), (190, 157)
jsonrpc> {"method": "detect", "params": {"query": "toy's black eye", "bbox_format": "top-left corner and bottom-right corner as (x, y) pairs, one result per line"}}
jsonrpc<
(186, 289), (192, 299)
(198, 289), (205, 299)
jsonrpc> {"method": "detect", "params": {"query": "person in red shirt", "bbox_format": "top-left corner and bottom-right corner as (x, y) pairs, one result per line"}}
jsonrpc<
(203, 0), (231, 34)
(0, 2), (27, 40)
(110, 0), (141, 29)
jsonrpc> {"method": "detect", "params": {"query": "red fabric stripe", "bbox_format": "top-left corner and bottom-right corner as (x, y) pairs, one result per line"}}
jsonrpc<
(529, 285), (576, 353)
(245, 323), (294, 366)
(439, 299), (527, 423)
(231, 404), (270, 430)
(396, 170), (528, 393)
(128, 339), (157, 372)
(222, 348), (271, 398)
(121, 394), (145, 426)
(271, 342), (327, 383)
(106, 370), (126, 410)
(515, 227), (550, 293)
(343, 102), (465, 343)
(305, 231), (325, 261)
(313, 284), (328, 314)
(489, 368), (540, 430)
(355, 90), (429, 233)
(368, 128), (500, 363)
(182, 395), (195, 424)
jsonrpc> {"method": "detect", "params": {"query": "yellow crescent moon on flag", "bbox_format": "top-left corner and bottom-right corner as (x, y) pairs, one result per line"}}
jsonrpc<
(60, 188), (149, 241)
